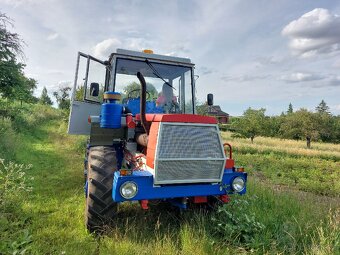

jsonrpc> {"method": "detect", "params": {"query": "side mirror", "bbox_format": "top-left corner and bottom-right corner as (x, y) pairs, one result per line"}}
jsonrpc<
(207, 93), (214, 106)
(90, 83), (99, 97)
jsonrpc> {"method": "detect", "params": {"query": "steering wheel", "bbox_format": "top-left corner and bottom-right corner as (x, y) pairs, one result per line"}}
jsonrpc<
(127, 89), (151, 100)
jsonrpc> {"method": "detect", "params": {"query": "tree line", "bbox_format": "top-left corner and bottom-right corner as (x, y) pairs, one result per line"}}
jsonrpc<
(229, 101), (340, 148)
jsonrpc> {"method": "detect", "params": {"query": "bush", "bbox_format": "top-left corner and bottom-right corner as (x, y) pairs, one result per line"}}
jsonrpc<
(212, 195), (264, 246)
(0, 101), (61, 134)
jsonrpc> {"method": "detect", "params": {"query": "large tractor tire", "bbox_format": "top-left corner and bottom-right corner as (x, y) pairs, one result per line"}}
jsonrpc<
(85, 146), (118, 232)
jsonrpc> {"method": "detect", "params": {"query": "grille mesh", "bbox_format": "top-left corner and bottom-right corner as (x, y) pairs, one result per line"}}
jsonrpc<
(155, 123), (225, 184)
(158, 125), (223, 158)
(156, 160), (225, 183)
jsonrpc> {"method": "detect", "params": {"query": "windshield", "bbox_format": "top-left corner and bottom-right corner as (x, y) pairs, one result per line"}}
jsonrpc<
(112, 58), (194, 115)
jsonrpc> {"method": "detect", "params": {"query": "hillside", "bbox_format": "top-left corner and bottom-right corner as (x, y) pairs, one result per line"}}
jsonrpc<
(0, 104), (339, 254)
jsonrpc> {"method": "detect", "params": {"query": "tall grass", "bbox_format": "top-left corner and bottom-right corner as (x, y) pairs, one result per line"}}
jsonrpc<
(222, 132), (340, 196)
(0, 160), (34, 254)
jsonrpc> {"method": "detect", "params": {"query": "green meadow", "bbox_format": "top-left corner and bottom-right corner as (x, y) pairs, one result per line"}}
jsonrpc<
(0, 104), (339, 254)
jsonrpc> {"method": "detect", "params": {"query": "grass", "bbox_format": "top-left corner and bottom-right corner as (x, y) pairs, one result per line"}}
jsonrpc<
(0, 104), (339, 254)
(221, 132), (340, 196)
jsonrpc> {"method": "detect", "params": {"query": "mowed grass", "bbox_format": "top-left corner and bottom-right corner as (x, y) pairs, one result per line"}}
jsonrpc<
(0, 109), (339, 254)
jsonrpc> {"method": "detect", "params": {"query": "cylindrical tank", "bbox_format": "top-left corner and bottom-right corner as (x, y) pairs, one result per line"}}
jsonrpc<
(100, 92), (123, 129)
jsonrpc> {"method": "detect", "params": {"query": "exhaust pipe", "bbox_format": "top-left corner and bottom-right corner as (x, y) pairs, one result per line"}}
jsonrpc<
(136, 72), (150, 147)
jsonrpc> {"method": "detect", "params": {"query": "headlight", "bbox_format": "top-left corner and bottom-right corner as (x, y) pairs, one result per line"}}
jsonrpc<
(120, 181), (138, 199)
(232, 177), (245, 192)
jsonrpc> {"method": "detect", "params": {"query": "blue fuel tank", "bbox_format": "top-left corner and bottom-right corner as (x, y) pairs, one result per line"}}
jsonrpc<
(100, 92), (123, 129)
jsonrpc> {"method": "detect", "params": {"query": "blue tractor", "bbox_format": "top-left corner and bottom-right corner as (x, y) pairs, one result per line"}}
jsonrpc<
(68, 49), (247, 231)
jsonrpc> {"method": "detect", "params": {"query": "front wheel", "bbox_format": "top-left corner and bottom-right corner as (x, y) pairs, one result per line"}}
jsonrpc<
(85, 146), (118, 232)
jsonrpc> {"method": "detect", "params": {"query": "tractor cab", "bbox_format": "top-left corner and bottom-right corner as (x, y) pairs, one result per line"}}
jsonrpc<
(68, 49), (196, 135)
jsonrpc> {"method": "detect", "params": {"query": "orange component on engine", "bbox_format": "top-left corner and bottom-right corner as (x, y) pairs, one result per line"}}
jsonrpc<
(146, 122), (160, 168)
(225, 159), (234, 169)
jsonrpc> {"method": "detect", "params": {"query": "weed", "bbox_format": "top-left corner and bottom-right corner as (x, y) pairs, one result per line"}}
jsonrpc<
(212, 195), (265, 247)
(0, 159), (33, 207)
(0, 159), (33, 254)
(0, 117), (18, 159)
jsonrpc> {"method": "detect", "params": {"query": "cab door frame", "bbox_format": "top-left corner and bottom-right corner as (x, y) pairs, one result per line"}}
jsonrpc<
(67, 52), (108, 135)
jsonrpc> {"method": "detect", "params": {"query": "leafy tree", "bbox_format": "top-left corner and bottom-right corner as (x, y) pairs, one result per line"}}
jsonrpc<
(196, 102), (209, 116)
(314, 100), (333, 142)
(333, 116), (340, 143)
(0, 13), (26, 99)
(53, 86), (71, 110)
(16, 77), (37, 105)
(287, 103), (293, 114)
(280, 109), (319, 148)
(232, 108), (267, 143)
(0, 60), (25, 98)
(265, 116), (283, 137)
(0, 13), (23, 61)
(315, 99), (330, 114)
(75, 85), (84, 101)
(39, 87), (53, 105)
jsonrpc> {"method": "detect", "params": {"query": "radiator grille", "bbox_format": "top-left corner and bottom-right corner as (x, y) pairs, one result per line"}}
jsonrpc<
(154, 123), (225, 184)
(158, 125), (223, 158)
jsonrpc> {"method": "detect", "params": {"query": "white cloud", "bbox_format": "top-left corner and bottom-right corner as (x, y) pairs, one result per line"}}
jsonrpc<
(56, 80), (72, 89)
(92, 38), (122, 59)
(46, 33), (59, 41)
(0, 0), (52, 7)
(92, 37), (156, 59)
(221, 74), (269, 82)
(280, 72), (324, 83)
(282, 8), (340, 57)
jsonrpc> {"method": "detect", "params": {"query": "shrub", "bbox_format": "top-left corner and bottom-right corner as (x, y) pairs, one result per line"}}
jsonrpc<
(211, 195), (264, 246)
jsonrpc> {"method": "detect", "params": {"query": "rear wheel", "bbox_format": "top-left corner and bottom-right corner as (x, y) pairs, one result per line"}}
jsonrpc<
(85, 146), (118, 232)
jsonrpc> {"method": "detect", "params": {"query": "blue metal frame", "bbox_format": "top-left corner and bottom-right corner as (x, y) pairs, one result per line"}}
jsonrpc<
(112, 169), (247, 202)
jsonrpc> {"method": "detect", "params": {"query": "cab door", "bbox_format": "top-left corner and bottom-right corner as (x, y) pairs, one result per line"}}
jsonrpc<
(68, 52), (107, 135)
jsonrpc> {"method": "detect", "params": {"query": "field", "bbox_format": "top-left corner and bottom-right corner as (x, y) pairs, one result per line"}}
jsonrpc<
(0, 104), (339, 254)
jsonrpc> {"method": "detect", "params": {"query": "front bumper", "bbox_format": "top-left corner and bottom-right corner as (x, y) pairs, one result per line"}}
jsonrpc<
(112, 169), (247, 202)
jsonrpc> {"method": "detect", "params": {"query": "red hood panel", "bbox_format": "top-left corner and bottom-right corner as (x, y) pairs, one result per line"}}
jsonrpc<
(136, 114), (217, 124)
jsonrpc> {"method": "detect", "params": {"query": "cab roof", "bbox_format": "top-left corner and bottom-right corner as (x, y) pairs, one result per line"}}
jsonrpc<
(113, 49), (193, 65)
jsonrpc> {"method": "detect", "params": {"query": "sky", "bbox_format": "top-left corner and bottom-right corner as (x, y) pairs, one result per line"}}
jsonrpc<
(1, 0), (340, 116)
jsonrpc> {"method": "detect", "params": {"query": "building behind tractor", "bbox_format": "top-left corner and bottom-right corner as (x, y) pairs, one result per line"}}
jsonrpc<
(68, 49), (247, 231)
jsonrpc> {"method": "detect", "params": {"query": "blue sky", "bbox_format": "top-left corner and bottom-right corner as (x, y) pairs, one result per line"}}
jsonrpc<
(1, 0), (340, 115)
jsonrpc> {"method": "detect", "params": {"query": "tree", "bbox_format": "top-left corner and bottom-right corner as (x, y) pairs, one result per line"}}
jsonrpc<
(232, 108), (267, 143)
(196, 102), (209, 116)
(265, 116), (283, 137)
(75, 85), (84, 101)
(280, 109), (320, 148)
(39, 87), (53, 105)
(16, 77), (37, 105)
(315, 100), (333, 142)
(0, 13), (26, 99)
(287, 103), (293, 114)
(53, 86), (71, 110)
(315, 100), (330, 114)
